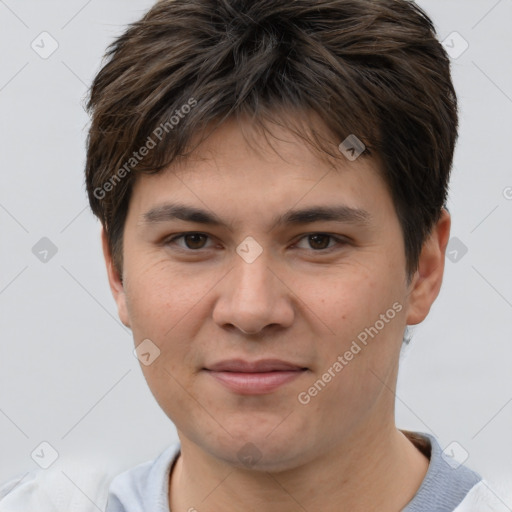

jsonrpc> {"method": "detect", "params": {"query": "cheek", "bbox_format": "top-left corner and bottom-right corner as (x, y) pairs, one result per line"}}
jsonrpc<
(308, 262), (406, 394)
(123, 260), (228, 391)
(300, 277), (405, 434)
(123, 258), (211, 340)
(123, 265), (206, 425)
(313, 263), (403, 336)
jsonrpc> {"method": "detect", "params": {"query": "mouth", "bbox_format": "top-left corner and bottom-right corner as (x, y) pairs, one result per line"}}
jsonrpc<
(203, 359), (308, 395)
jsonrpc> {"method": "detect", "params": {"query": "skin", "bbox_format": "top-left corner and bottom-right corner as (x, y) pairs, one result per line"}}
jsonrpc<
(102, 113), (451, 512)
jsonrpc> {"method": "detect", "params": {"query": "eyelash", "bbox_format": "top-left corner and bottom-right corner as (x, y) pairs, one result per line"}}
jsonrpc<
(164, 232), (349, 254)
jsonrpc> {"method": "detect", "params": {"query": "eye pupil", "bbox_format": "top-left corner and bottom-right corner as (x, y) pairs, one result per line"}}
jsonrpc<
(309, 234), (330, 250)
(185, 234), (207, 249)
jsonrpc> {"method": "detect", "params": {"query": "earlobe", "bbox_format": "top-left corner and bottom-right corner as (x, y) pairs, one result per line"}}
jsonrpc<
(100, 226), (131, 328)
(405, 209), (451, 326)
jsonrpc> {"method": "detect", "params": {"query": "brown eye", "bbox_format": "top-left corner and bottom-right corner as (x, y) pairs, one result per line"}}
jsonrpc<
(165, 233), (213, 251)
(182, 233), (208, 249)
(307, 234), (331, 250)
(293, 233), (348, 253)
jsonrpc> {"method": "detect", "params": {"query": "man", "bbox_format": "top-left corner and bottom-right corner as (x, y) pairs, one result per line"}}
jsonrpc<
(85, 0), (509, 510)
(0, 0), (508, 511)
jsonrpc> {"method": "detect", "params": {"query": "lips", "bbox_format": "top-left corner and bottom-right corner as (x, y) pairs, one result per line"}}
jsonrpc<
(203, 359), (308, 395)
(205, 359), (307, 373)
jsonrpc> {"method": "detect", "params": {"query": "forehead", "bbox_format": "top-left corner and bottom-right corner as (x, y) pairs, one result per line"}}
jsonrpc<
(128, 113), (391, 227)
(177, 110), (375, 173)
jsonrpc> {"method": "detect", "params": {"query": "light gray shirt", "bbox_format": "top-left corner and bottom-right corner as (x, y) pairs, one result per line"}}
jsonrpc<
(104, 431), (482, 512)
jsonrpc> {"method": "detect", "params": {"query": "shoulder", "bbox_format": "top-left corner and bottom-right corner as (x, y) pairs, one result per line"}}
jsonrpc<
(0, 455), (118, 512)
(454, 479), (512, 512)
(106, 443), (180, 512)
(403, 430), (511, 512)
(0, 444), (180, 512)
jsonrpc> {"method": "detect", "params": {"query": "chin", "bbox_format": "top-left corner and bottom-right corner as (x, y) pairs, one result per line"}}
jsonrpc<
(205, 431), (310, 473)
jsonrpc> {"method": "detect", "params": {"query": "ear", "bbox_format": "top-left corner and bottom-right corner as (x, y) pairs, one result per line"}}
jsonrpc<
(405, 208), (451, 325)
(101, 226), (131, 328)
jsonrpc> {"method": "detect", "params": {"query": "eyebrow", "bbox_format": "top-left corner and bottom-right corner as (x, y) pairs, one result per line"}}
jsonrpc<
(141, 202), (371, 230)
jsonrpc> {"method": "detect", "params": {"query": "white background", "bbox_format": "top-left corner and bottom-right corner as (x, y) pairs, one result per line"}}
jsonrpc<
(0, 0), (511, 496)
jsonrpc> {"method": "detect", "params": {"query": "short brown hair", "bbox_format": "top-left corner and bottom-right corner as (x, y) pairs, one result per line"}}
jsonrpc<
(85, 0), (458, 280)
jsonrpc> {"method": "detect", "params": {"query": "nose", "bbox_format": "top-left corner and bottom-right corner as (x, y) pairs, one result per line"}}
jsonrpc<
(212, 247), (294, 336)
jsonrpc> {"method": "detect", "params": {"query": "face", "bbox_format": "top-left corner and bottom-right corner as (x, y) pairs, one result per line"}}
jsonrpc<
(103, 114), (449, 471)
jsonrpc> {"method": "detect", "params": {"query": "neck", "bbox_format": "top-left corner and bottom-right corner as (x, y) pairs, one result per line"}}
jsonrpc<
(169, 423), (429, 512)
